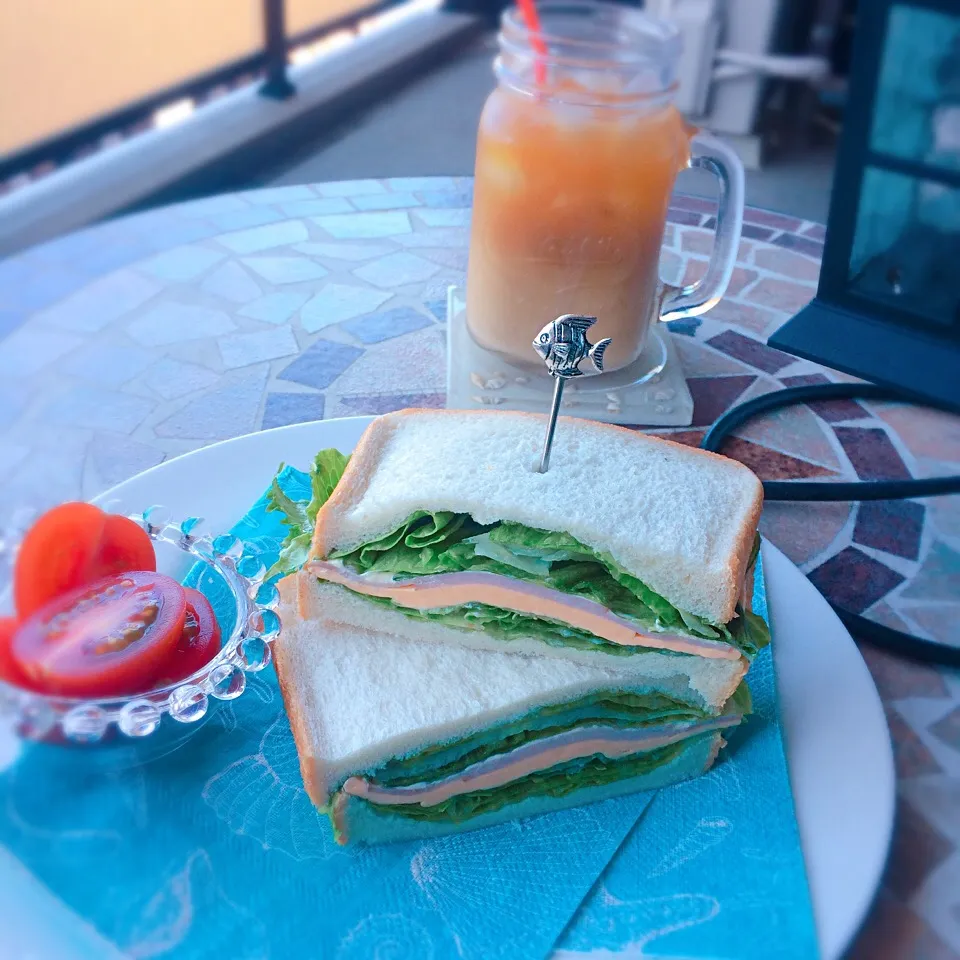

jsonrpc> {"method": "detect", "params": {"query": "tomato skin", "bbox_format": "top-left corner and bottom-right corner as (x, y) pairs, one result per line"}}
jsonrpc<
(12, 572), (187, 698)
(155, 588), (222, 686)
(14, 503), (107, 618)
(14, 505), (156, 619)
(94, 515), (157, 579)
(0, 617), (30, 689)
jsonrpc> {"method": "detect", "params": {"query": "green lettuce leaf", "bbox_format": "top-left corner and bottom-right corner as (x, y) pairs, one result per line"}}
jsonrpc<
(488, 523), (722, 637)
(266, 449), (350, 578)
(730, 677), (752, 714)
(306, 448), (351, 525)
(270, 533), (312, 580)
(336, 511), (491, 576)
(372, 688), (724, 788)
(465, 532), (559, 576)
(730, 605), (770, 658)
(265, 472), (310, 539)
(368, 737), (697, 822)
(331, 514), (767, 653)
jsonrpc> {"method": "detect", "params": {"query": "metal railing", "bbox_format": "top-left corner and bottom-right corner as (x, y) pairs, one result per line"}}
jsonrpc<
(0, 0), (414, 187)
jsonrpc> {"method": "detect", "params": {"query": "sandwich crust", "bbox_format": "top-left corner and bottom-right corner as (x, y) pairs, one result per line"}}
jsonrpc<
(274, 575), (326, 809)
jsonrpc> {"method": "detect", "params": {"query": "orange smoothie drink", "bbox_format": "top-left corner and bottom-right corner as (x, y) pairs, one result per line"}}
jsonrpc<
(467, 82), (691, 371)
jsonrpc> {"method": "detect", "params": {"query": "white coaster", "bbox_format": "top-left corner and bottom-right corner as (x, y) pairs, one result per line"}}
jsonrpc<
(444, 286), (694, 426)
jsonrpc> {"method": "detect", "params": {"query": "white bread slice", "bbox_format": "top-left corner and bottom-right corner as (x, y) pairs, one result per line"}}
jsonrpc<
(308, 409), (762, 624)
(274, 578), (744, 811)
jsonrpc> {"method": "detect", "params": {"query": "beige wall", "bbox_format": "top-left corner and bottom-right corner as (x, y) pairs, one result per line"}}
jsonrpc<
(0, 0), (370, 157)
(287, 0), (379, 33)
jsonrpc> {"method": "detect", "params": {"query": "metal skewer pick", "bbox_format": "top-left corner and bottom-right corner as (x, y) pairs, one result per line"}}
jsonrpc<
(532, 315), (612, 473)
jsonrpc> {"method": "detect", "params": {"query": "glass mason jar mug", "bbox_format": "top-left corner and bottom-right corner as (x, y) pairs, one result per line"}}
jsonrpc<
(466, 1), (744, 373)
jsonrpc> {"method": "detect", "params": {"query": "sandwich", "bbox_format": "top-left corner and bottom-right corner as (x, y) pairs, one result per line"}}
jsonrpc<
(271, 409), (769, 710)
(266, 408), (770, 844)
(275, 576), (751, 845)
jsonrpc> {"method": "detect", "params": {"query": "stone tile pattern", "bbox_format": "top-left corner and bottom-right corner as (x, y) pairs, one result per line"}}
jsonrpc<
(0, 178), (958, 959)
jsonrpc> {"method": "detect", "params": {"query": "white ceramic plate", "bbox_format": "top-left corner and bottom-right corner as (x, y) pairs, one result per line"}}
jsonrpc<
(1, 417), (895, 960)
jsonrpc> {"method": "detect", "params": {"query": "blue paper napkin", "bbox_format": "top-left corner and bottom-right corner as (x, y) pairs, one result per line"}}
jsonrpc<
(0, 471), (652, 960)
(555, 559), (820, 959)
(0, 469), (817, 960)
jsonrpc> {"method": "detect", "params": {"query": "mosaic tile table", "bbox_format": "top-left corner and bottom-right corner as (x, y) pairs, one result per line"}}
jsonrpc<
(0, 177), (958, 958)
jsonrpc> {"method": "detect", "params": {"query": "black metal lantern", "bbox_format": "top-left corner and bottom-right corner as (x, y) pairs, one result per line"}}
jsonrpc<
(770, 0), (960, 413)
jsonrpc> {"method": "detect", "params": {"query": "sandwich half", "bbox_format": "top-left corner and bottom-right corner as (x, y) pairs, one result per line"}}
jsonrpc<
(275, 577), (749, 845)
(272, 409), (769, 708)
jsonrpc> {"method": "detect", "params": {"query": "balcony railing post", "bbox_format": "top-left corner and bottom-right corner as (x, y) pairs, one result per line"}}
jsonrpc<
(441, 0), (508, 24)
(260, 0), (296, 100)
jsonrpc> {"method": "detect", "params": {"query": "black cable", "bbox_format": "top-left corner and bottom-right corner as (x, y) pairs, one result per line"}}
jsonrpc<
(700, 382), (960, 666)
(832, 607), (960, 667)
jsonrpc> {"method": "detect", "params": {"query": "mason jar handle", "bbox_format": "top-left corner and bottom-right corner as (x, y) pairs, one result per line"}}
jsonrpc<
(660, 132), (745, 322)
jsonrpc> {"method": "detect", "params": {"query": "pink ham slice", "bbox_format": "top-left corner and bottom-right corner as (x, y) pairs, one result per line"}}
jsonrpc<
(342, 715), (741, 807)
(306, 561), (740, 660)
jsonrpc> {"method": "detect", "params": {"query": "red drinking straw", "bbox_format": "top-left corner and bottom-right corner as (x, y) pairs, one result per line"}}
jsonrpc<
(517, 0), (547, 86)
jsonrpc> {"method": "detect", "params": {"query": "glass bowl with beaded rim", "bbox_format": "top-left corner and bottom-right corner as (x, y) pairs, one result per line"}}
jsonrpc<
(0, 508), (281, 757)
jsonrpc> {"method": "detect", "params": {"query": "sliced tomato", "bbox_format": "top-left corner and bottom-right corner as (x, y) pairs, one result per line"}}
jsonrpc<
(94, 514), (157, 579)
(14, 503), (107, 618)
(155, 588), (222, 686)
(14, 504), (156, 618)
(0, 617), (29, 688)
(12, 572), (187, 698)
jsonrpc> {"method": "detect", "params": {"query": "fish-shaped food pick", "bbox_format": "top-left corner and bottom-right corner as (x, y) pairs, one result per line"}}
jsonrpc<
(532, 315), (613, 474)
(533, 314), (611, 379)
